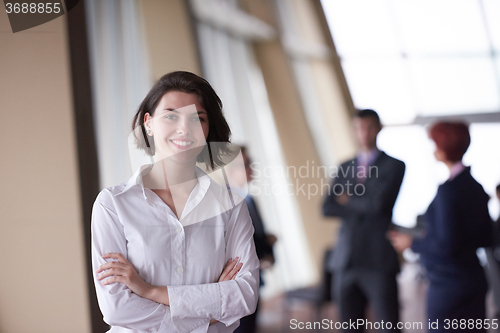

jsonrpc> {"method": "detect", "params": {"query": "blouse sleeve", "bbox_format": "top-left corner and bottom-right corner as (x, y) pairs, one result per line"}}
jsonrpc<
(167, 200), (260, 332)
(91, 190), (208, 332)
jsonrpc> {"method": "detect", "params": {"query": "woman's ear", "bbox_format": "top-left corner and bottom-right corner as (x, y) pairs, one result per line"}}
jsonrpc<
(144, 112), (153, 136)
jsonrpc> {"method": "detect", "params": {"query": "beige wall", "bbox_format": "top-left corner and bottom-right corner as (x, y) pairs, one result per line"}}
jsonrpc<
(0, 12), (90, 333)
(138, 0), (201, 81)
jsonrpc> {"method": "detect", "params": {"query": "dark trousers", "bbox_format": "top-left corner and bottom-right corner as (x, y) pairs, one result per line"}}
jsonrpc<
(333, 268), (401, 333)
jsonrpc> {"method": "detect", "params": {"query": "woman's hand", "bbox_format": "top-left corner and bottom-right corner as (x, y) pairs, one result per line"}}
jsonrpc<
(97, 254), (244, 310)
(388, 231), (413, 253)
(97, 253), (156, 301)
(218, 257), (243, 282)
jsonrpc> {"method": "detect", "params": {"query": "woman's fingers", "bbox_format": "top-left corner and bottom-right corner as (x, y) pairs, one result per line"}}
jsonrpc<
(219, 257), (240, 281)
(219, 258), (237, 281)
(102, 252), (127, 263)
(228, 263), (243, 280)
(100, 275), (123, 285)
(97, 253), (155, 299)
(218, 257), (243, 282)
(218, 258), (235, 281)
(98, 253), (132, 285)
(97, 261), (126, 273)
(97, 267), (127, 281)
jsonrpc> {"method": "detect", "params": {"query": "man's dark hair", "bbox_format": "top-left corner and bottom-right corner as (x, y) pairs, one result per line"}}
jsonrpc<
(355, 109), (381, 126)
(496, 184), (500, 193)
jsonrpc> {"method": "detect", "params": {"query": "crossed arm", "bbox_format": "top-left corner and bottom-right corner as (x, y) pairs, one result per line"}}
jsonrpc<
(97, 253), (242, 324)
(323, 160), (405, 220)
(97, 254), (243, 305)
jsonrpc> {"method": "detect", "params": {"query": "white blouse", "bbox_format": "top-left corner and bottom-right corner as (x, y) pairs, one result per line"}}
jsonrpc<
(91, 165), (260, 333)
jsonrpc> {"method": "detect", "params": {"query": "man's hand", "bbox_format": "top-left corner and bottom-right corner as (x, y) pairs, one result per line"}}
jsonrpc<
(336, 194), (349, 205)
(388, 230), (413, 253)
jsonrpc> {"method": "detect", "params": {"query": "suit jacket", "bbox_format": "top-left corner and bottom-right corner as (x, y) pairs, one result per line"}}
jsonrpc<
(245, 195), (274, 260)
(411, 167), (492, 285)
(323, 151), (405, 273)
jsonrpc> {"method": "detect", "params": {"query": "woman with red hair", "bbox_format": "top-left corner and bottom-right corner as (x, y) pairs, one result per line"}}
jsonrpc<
(429, 122), (471, 164)
(390, 121), (493, 332)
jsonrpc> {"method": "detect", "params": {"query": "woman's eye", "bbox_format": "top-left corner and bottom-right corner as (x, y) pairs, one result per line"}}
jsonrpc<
(192, 116), (205, 122)
(165, 114), (177, 120)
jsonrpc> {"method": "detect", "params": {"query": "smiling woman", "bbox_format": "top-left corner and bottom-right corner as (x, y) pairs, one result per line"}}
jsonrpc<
(91, 71), (260, 333)
(144, 92), (209, 166)
(132, 71), (231, 169)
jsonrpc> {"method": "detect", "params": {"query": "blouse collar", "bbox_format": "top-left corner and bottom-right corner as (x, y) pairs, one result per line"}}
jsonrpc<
(115, 164), (211, 197)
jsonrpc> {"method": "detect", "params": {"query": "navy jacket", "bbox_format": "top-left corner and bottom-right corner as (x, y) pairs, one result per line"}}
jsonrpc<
(412, 167), (493, 284)
(323, 151), (405, 273)
(245, 195), (273, 261)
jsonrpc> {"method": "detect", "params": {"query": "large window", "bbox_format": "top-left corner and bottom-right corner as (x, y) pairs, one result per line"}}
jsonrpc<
(322, 0), (500, 226)
(191, 0), (316, 292)
(322, 0), (500, 123)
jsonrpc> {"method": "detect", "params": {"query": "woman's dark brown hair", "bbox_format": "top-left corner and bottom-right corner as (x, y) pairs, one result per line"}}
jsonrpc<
(132, 71), (231, 169)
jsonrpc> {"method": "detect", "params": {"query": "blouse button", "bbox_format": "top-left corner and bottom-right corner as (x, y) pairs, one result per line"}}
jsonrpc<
(177, 267), (183, 273)
(176, 227), (182, 233)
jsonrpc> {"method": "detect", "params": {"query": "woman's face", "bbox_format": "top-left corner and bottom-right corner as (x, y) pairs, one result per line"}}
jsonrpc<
(434, 147), (446, 163)
(144, 91), (209, 164)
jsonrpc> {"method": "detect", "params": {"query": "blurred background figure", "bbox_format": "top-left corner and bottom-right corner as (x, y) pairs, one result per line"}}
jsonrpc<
(390, 121), (493, 333)
(323, 109), (405, 333)
(485, 184), (500, 322)
(497, 185), (500, 219)
(227, 146), (277, 333)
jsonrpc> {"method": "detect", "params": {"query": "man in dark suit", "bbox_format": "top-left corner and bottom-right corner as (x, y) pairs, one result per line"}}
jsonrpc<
(323, 109), (405, 332)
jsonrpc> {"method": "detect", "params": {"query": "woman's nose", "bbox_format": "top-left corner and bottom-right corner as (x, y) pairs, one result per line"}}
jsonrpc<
(176, 118), (191, 135)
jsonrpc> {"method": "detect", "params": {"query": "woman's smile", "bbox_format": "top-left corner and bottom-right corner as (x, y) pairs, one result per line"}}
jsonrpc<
(170, 138), (194, 149)
(145, 91), (210, 162)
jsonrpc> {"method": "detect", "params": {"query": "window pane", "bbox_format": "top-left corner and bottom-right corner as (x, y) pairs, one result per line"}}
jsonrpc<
(377, 125), (444, 227)
(497, 56), (500, 84)
(321, 0), (400, 57)
(483, 0), (500, 52)
(465, 123), (500, 219)
(410, 57), (500, 115)
(378, 123), (500, 227)
(392, 0), (489, 54)
(341, 58), (416, 124)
